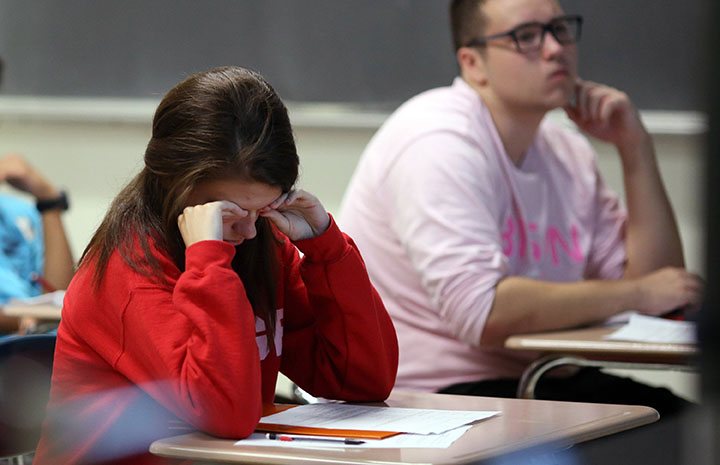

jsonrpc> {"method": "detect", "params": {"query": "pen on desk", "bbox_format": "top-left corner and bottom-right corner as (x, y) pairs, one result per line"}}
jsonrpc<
(30, 272), (57, 293)
(265, 432), (365, 445)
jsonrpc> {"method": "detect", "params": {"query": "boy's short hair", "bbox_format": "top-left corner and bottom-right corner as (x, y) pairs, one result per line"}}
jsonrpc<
(450, 0), (489, 51)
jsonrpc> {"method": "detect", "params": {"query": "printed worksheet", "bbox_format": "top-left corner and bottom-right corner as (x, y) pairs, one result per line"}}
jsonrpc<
(260, 403), (498, 435)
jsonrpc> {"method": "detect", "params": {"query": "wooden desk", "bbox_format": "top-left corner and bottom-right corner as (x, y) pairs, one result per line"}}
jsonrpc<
(150, 390), (658, 465)
(2, 303), (62, 320)
(505, 326), (699, 399)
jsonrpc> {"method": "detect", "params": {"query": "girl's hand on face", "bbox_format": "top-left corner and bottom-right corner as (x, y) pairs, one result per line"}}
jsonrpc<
(259, 189), (330, 241)
(178, 200), (247, 247)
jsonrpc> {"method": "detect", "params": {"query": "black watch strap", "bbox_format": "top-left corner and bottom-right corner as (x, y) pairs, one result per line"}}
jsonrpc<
(36, 190), (69, 213)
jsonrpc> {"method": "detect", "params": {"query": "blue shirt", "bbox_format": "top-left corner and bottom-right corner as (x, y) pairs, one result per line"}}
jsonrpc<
(0, 193), (44, 304)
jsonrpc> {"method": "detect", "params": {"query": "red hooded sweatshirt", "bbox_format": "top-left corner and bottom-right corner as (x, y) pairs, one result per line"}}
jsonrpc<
(33, 218), (398, 464)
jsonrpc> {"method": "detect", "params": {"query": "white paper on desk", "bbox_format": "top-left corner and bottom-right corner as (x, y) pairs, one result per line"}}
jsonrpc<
(603, 310), (638, 326)
(260, 403), (498, 435)
(6, 290), (65, 308)
(604, 313), (696, 344)
(234, 426), (473, 449)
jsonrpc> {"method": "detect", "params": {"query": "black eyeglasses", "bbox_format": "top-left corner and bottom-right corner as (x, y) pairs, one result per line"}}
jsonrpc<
(465, 15), (583, 53)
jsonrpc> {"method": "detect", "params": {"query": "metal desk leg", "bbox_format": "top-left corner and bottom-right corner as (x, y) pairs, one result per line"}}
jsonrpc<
(517, 355), (697, 399)
(517, 355), (587, 399)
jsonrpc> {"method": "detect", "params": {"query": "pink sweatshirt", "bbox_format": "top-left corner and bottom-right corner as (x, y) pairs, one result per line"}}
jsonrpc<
(340, 77), (626, 392)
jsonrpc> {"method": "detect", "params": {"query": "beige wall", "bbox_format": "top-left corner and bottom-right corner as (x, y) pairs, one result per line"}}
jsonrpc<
(3, 115), (704, 273)
(0, 103), (705, 402)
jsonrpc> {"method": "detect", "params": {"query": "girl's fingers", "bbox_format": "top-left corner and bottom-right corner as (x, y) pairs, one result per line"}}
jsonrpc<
(259, 208), (282, 223)
(217, 200), (247, 217)
(267, 191), (290, 210)
(259, 208), (292, 235)
(284, 189), (300, 205)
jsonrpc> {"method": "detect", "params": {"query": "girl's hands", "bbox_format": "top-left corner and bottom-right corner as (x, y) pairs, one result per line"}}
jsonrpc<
(178, 189), (330, 247)
(259, 189), (330, 241)
(178, 200), (247, 248)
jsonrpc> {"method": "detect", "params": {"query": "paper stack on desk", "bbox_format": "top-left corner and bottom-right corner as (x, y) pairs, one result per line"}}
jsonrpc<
(236, 403), (499, 449)
(604, 313), (696, 344)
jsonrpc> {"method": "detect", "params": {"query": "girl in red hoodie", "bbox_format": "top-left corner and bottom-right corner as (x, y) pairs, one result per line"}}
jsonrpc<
(33, 66), (398, 465)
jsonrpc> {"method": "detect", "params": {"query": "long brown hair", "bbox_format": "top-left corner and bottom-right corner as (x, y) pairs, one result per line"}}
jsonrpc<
(81, 66), (298, 338)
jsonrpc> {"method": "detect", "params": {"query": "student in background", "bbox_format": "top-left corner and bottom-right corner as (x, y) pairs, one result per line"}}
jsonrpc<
(33, 66), (398, 465)
(0, 153), (74, 333)
(0, 57), (74, 333)
(340, 0), (701, 415)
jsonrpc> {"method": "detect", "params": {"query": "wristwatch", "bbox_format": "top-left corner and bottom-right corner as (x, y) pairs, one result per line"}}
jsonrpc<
(36, 190), (69, 213)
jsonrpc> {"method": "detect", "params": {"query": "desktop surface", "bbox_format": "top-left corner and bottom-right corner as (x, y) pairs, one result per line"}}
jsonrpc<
(2, 303), (62, 320)
(505, 326), (698, 363)
(150, 390), (658, 465)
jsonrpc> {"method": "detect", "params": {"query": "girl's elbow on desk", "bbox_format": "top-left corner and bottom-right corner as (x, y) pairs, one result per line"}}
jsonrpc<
(195, 405), (262, 439)
(345, 358), (398, 401)
(179, 383), (263, 438)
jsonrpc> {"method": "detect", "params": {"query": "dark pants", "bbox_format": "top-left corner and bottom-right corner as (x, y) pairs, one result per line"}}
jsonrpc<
(438, 368), (691, 417)
(439, 369), (696, 464)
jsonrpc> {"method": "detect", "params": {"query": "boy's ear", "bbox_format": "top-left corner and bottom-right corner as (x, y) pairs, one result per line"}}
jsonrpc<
(456, 47), (488, 86)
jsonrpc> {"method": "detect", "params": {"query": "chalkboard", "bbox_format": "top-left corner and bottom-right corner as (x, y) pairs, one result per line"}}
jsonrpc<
(0, 0), (707, 111)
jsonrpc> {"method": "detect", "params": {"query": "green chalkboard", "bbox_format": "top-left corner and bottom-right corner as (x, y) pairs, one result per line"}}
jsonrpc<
(0, 0), (707, 110)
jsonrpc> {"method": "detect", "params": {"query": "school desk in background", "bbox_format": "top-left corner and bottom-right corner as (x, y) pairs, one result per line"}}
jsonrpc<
(505, 314), (699, 399)
(2, 290), (64, 320)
